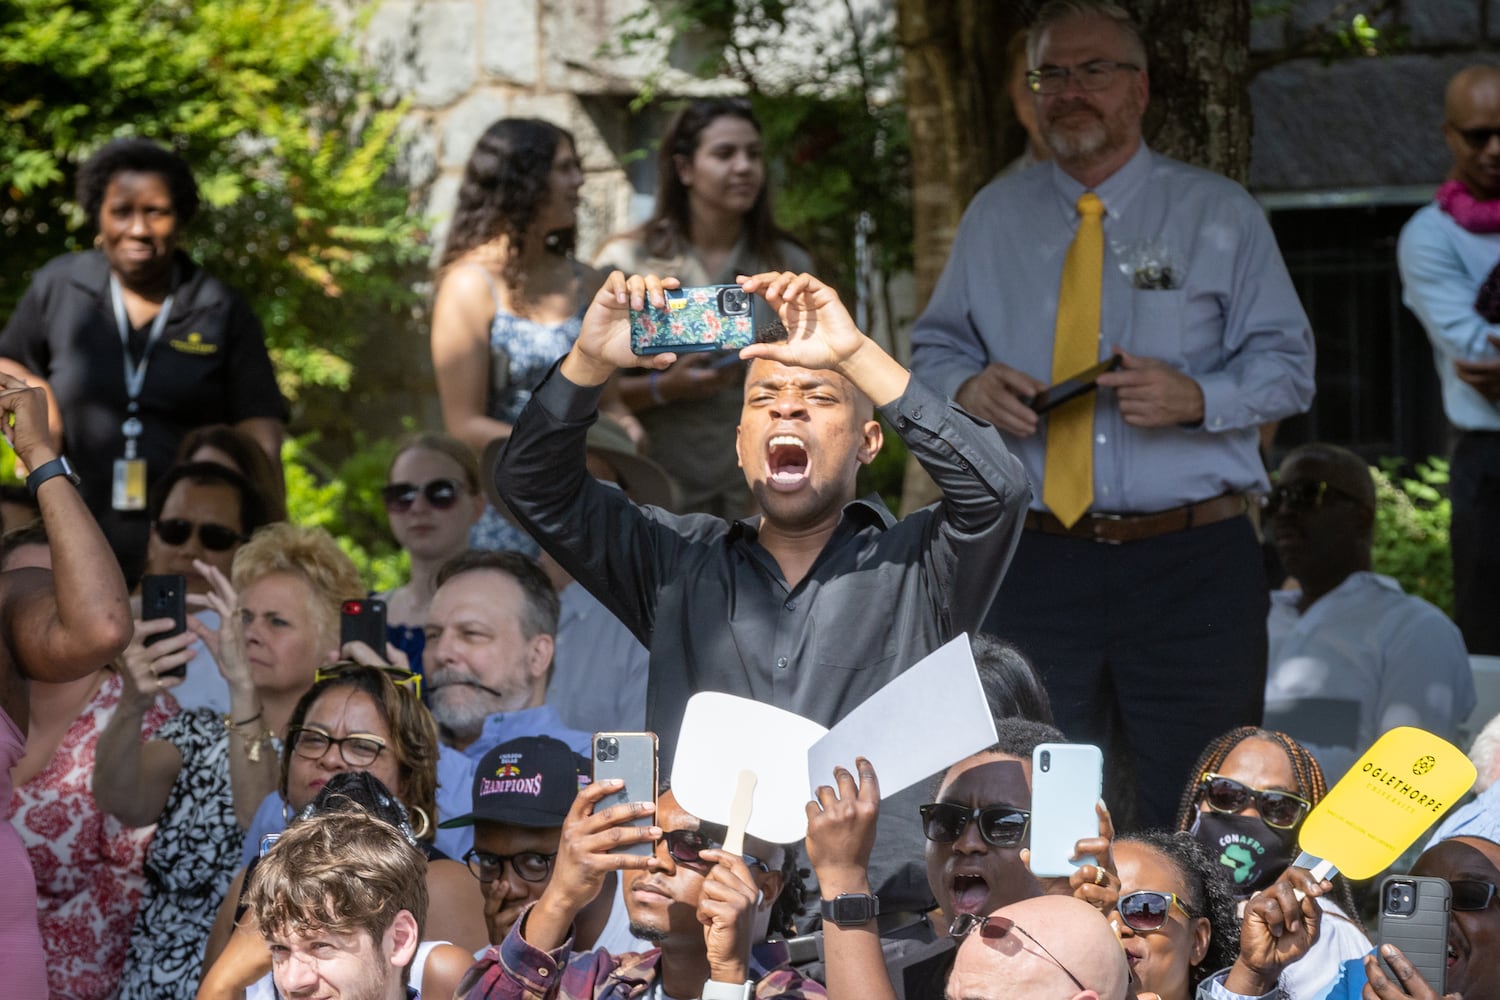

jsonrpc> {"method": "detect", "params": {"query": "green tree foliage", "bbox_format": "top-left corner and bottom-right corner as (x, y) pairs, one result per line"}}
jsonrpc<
(0, 0), (426, 418)
(1371, 458), (1452, 617)
(610, 0), (910, 296)
(284, 434), (408, 592)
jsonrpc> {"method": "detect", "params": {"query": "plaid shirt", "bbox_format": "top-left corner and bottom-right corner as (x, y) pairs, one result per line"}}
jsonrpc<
(463, 908), (826, 1000)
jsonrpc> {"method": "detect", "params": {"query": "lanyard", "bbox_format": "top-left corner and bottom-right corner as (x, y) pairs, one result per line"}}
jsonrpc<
(108, 272), (176, 413)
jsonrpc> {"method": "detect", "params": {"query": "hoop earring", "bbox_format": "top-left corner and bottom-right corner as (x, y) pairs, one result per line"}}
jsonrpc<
(409, 805), (432, 840)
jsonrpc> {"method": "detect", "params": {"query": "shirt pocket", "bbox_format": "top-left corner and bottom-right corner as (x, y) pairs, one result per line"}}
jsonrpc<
(1128, 288), (1187, 366)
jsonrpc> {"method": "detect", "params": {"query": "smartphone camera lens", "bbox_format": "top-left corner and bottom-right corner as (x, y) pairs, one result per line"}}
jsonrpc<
(719, 287), (750, 315)
(1385, 882), (1416, 915)
(596, 737), (618, 762)
(1039, 750), (1051, 772)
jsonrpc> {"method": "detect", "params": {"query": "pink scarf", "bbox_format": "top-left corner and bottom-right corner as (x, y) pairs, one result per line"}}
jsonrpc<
(1437, 179), (1500, 233)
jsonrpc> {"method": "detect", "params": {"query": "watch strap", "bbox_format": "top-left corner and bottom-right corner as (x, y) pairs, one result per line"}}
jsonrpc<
(700, 979), (754, 1000)
(821, 892), (880, 927)
(26, 456), (79, 497)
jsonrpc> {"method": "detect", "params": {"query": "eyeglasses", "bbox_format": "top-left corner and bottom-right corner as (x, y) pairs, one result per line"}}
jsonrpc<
(1199, 773), (1312, 830)
(950, 912), (1089, 993)
(288, 726), (388, 767)
(919, 802), (1030, 847)
(663, 829), (770, 873)
(1117, 890), (1196, 932)
(1451, 879), (1499, 911)
(313, 662), (423, 700)
(381, 478), (467, 513)
(462, 847), (556, 884)
(153, 518), (245, 551)
(1256, 480), (1367, 518)
(1026, 60), (1141, 95)
(1452, 125), (1500, 149)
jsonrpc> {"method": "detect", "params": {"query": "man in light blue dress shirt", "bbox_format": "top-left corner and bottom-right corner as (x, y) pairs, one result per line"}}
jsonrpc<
(910, 0), (1315, 827)
(1397, 64), (1500, 656)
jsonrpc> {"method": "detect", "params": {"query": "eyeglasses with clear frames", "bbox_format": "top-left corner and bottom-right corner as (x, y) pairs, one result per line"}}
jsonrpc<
(1026, 60), (1141, 95)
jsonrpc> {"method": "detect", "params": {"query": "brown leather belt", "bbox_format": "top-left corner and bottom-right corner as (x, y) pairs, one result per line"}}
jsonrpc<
(1023, 493), (1250, 545)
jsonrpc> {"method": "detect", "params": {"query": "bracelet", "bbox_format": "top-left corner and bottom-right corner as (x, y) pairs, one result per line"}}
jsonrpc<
(224, 711), (263, 729)
(648, 371), (667, 406)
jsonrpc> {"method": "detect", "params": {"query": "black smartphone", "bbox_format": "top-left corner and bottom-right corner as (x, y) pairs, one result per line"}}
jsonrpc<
(592, 732), (658, 856)
(140, 574), (188, 676)
(1028, 354), (1124, 414)
(1377, 875), (1450, 995)
(340, 598), (387, 652)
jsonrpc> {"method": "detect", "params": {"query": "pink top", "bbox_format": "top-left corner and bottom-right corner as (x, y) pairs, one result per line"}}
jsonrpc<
(10, 674), (175, 1000)
(0, 703), (47, 1000)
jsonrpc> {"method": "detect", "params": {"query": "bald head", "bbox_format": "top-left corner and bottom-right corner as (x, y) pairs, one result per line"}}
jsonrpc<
(1443, 65), (1500, 200)
(947, 894), (1128, 1000)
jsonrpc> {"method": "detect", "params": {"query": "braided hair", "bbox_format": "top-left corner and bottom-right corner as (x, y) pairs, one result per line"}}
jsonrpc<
(1173, 726), (1362, 929)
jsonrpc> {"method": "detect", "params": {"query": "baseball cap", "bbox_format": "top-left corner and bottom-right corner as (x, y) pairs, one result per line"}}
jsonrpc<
(438, 735), (591, 829)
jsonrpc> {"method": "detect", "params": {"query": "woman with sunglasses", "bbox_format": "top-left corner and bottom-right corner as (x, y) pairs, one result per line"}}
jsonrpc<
(377, 433), (484, 675)
(199, 663), (487, 997)
(1111, 831), (1239, 1000)
(1174, 727), (1371, 997)
(97, 523), (361, 1000)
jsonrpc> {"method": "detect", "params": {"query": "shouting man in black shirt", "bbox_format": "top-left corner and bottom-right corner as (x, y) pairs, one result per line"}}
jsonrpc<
(495, 270), (1028, 913)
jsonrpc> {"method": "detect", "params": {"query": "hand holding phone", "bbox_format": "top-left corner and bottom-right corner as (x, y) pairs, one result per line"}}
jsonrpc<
(630, 285), (761, 356)
(1376, 876), (1450, 995)
(1027, 743), (1103, 878)
(592, 732), (659, 857)
(140, 574), (189, 676)
(340, 598), (387, 653)
(1027, 355), (1123, 414)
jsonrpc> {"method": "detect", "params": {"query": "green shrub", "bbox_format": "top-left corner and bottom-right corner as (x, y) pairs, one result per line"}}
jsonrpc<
(1371, 457), (1452, 616)
(284, 434), (408, 593)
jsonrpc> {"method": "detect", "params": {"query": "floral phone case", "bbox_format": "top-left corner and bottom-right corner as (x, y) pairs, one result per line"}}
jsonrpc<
(630, 284), (757, 355)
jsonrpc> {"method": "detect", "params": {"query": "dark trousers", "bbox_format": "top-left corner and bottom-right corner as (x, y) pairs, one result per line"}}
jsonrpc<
(1451, 431), (1500, 655)
(982, 516), (1268, 829)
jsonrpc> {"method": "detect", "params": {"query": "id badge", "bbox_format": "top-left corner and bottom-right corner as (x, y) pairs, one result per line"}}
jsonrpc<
(112, 457), (148, 511)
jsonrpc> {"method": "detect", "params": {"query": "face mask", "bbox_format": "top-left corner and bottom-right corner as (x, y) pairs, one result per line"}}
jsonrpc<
(1189, 811), (1298, 897)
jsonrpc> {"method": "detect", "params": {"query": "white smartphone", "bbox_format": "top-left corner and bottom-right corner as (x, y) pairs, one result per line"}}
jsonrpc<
(1028, 742), (1103, 878)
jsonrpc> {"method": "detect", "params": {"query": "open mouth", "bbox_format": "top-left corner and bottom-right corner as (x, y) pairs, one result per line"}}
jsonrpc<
(950, 873), (992, 915)
(767, 435), (809, 490)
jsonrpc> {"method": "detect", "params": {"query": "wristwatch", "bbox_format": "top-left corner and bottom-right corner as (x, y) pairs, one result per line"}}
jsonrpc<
(26, 456), (80, 497)
(700, 980), (754, 1000)
(821, 892), (880, 927)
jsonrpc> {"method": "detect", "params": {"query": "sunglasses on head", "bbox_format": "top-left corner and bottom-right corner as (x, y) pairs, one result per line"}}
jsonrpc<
(1256, 480), (1367, 519)
(1117, 890), (1195, 932)
(1200, 773), (1311, 829)
(1451, 879), (1499, 911)
(950, 913), (1091, 993)
(1454, 125), (1500, 149)
(313, 661), (423, 700)
(662, 828), (769, 873)
(381, 478), (466, 513)
(920, 802), (1030, 847)
(153, 518), (245, 551)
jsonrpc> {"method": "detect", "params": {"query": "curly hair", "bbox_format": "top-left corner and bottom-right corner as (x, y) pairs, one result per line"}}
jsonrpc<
(231, 522), (362, 653)
(280, 663), (441, 843)
(438, 118), (576, 289)
(1174, 726), (1363, 929)
(77, 137), (200, 228)
(1116, 830), (1240, 990)
(634, 98), (802, 266)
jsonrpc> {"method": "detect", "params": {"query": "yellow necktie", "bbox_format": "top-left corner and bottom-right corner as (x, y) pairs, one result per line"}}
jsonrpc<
(1042, 192), (1105, 528)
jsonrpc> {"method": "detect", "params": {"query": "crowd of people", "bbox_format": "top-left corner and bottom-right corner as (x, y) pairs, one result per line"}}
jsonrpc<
(2, 1), (1499, 999)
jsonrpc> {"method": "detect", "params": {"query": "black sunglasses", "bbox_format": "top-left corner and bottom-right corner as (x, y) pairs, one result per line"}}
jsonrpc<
(153, 518), (245, 551)
(663, 828), (769, 873)
(1453, 125), (1500, 149)
(1256, 480), (1368, 519)
(1451, 879), (1499, 911)
(1200, 773), (1312, 830)
(1117, 890), (1195, 932)
(462, 847), (556, 884)
(920, 802), (1030, 847)
(381, 478), (466, 513)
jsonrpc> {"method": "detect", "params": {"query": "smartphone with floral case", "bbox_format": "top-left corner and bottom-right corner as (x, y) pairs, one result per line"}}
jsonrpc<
(630, 284), (758, 355)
